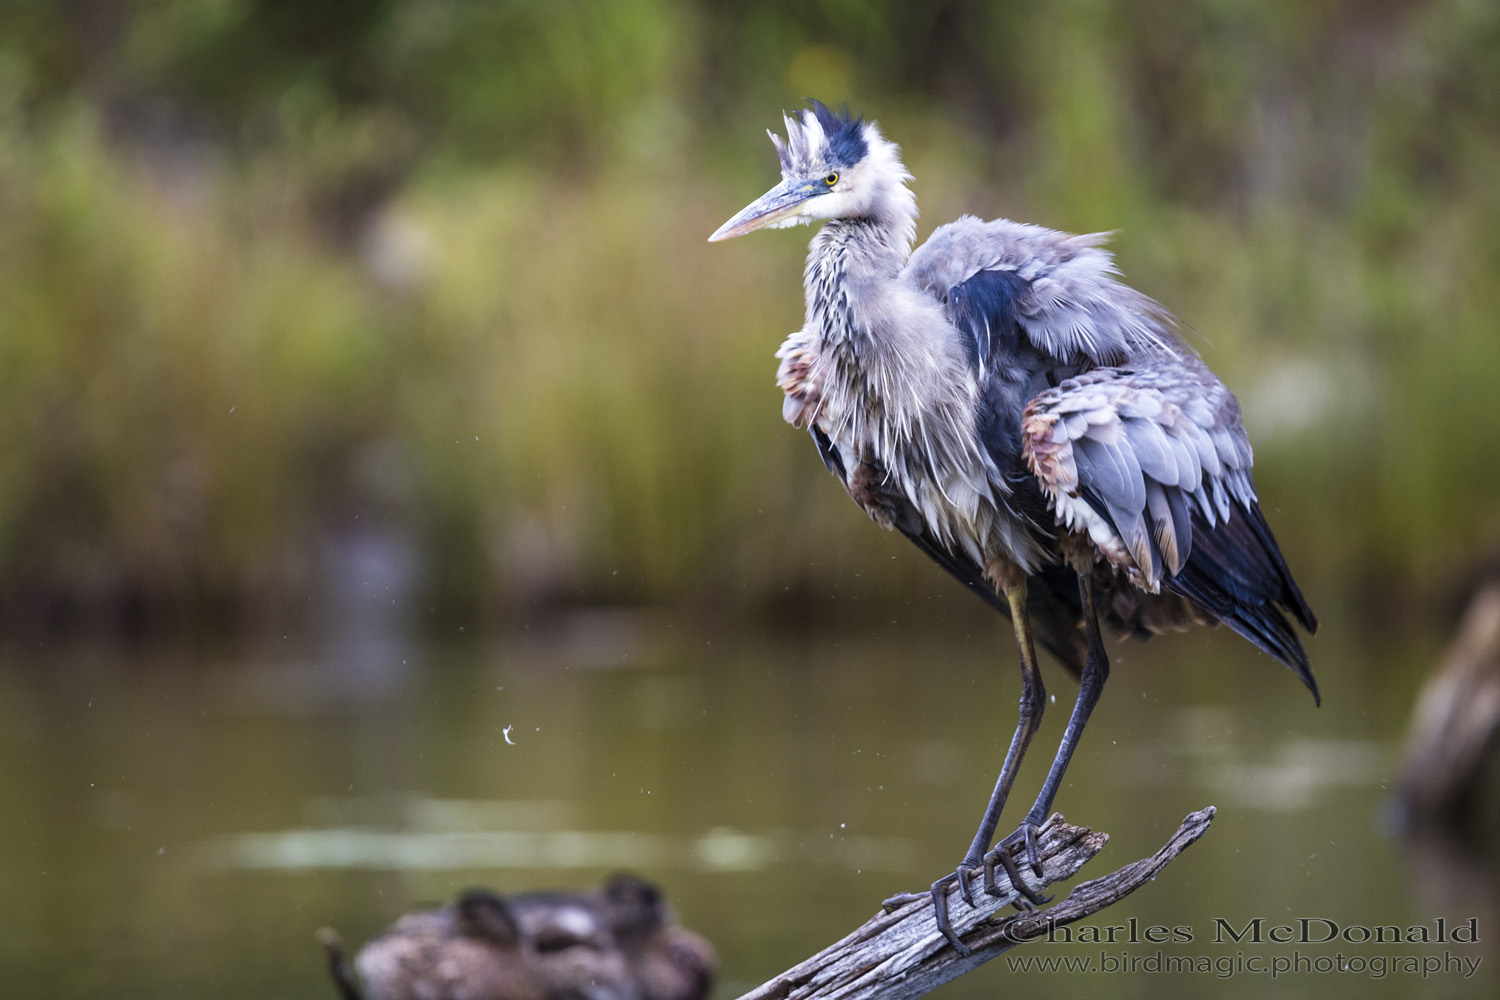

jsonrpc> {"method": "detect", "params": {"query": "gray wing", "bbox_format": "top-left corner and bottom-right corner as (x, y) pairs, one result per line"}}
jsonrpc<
(903, 214), (1194, 546)
(1022, 363), (1319, 697)
(903, 215), (1183, 368)
(1022, 362), (1254, 586)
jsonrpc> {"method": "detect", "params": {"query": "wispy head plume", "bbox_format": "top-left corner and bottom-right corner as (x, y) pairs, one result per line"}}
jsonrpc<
(771, 100), (868, 177)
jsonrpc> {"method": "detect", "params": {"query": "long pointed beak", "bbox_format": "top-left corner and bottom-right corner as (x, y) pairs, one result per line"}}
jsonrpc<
(708, 179), (818, 242)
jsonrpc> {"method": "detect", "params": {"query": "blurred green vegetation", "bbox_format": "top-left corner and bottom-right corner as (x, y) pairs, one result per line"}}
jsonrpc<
(1, 0), (1499, 633)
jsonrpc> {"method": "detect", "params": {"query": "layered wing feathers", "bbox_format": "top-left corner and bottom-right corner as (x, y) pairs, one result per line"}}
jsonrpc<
(904, 216), (1181, 367)
(1025, 365), (1257, 585)
(1022, 366), (1319, 695)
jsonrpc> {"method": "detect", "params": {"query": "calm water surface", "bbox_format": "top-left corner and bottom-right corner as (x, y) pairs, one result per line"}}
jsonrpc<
(0, 612), (1494, 998)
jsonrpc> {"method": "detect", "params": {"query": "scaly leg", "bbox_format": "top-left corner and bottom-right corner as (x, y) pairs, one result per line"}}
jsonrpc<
(994, 572), (1110, 875)
(928, 579), (1049, 955)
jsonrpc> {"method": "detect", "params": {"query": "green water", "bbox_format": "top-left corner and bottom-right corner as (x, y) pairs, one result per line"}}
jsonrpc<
(0, 614), (1493, 999)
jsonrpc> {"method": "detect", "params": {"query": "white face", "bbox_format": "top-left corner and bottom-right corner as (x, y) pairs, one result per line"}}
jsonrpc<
(794, 157), (877, 222)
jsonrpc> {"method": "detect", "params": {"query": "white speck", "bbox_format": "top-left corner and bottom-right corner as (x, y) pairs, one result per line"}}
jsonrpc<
(229, 406), (236, 414)
(502, 725), (516, 745)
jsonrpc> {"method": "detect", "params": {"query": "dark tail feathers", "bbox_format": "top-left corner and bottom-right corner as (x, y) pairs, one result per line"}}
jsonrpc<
(1167, 501), (1320, 704)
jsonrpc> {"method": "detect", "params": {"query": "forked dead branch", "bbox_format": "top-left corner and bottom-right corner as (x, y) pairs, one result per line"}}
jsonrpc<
(734, 807), (1216, 1000)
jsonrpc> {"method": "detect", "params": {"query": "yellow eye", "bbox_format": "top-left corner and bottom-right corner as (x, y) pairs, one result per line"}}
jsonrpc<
(824, 172), (839, 186)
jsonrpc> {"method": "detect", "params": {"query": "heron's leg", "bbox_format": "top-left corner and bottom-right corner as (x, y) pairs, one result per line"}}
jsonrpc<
(996, 572), (1110, 876)
(961, 579), (1049, 867)
(927, 579), (1048, 954)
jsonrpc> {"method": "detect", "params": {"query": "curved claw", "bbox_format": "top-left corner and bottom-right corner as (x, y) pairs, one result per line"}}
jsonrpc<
(928, 871), (974, 957)
(1022, 821), (1042, 875)
(955, 865), (976, 908)
(999, 819), (1046, 878)
(984, 843), (1052, 908)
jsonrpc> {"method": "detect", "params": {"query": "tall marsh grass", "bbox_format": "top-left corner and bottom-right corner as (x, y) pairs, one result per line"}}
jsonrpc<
(3, 6), (1500, 633)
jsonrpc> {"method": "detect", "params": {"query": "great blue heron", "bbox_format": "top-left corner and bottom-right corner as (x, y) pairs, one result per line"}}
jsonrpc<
(709, 102), (1318, 953)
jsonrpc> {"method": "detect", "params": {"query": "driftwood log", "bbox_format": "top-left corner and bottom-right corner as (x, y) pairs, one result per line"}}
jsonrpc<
(1400, 581), (1500, 829)
(735, 807), (1216, 1000)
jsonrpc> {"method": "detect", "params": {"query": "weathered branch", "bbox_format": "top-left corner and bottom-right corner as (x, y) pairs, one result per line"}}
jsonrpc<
(1399, 581), (1500, 828)
(735, 807), (1216, 1000)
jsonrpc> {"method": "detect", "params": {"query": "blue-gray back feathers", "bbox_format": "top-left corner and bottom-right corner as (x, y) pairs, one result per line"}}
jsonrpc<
(945, 267), (1028, 370)
(906, 217), (1183, 368)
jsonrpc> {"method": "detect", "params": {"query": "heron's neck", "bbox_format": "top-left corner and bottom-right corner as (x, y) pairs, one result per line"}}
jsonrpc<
(804, 215), (910, 348)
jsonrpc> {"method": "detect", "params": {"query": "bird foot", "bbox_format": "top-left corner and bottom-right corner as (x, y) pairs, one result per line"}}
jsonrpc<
(927, 866), (979, 956)
(881, 865), (985, 954)
(984, 834), (1052, 907)
(997, 814), (1049, 879)
(898, 846), (1053, 958)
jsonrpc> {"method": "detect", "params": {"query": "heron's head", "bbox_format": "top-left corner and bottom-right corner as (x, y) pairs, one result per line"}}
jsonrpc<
(709, 101), (915, 246)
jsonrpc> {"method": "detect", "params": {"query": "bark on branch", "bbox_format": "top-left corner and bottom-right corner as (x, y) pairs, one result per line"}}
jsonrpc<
(735, 806), (1216, 1000)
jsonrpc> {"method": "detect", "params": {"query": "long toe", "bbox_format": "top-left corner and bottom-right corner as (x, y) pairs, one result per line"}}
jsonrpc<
(984, 841), (1051, 907)
(881, 890), (926, 912)
(999, 819), (1046, 878)
(928, 872), (973, 957)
